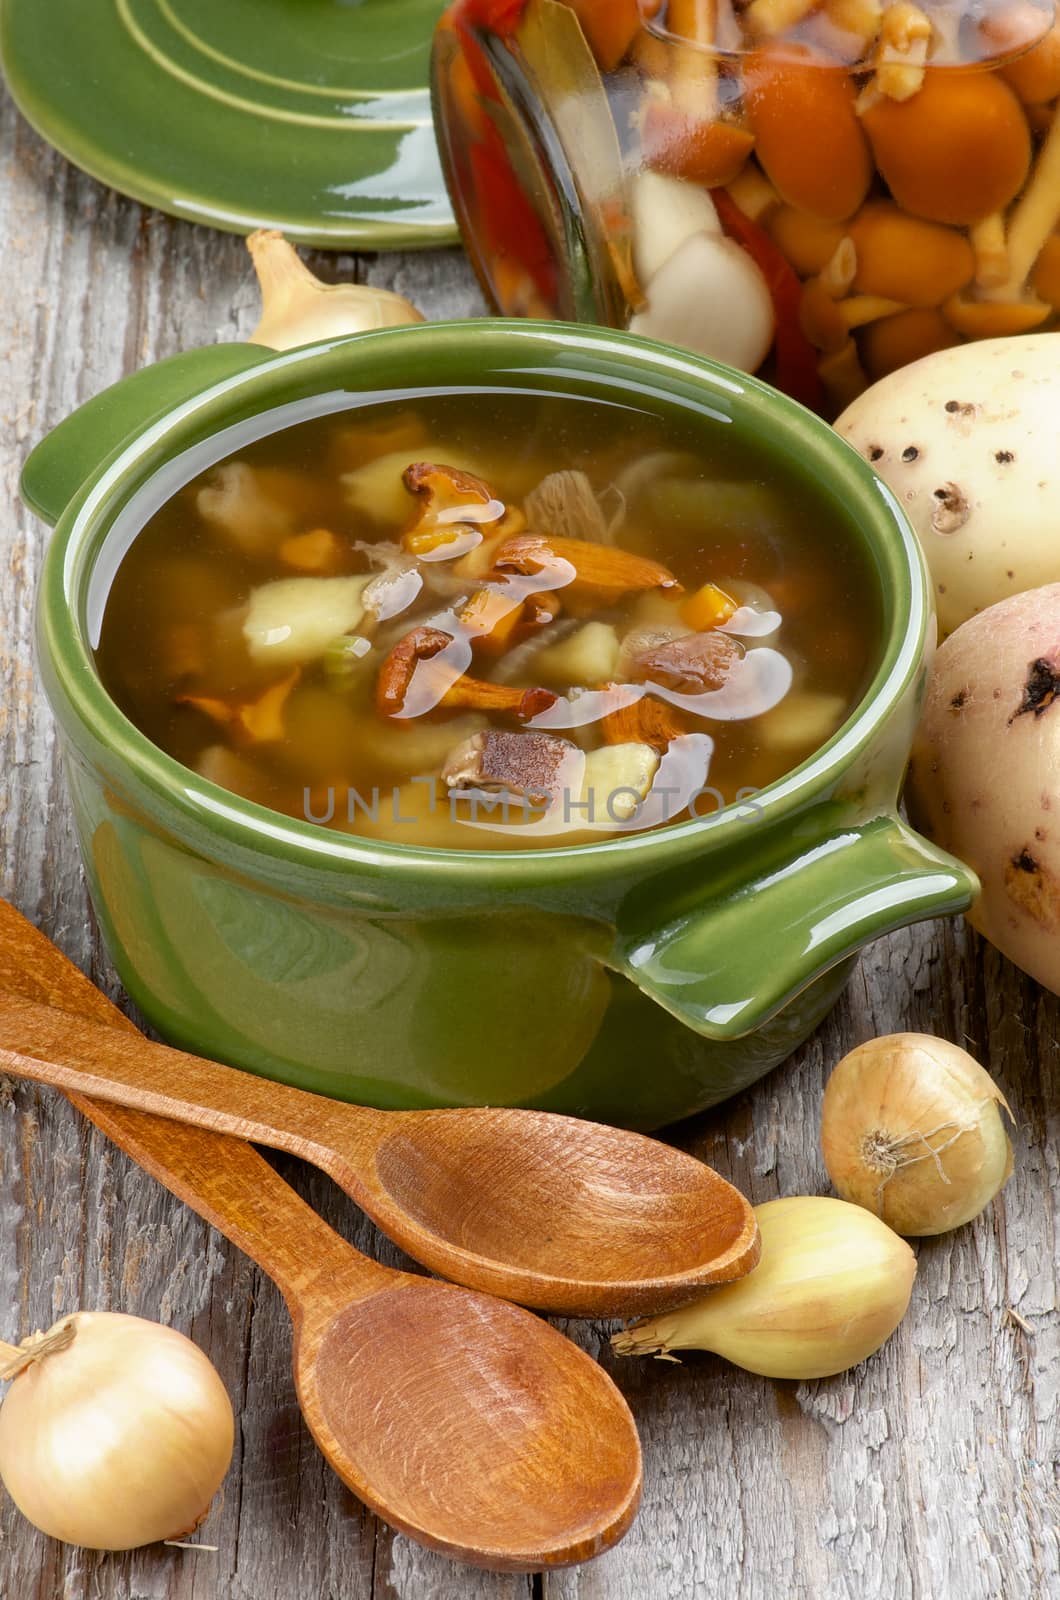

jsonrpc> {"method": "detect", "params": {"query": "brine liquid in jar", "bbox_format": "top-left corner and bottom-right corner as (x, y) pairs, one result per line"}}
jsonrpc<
(432, 0), (1060, 414)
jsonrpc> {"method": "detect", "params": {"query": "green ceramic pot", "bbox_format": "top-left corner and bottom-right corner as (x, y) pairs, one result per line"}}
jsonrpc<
(25, 323), (977, 1129)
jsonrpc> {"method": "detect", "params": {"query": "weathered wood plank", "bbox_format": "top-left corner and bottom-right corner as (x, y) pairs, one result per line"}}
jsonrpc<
(1, 81), (1057, 1600)
(547, 918), (1060, 1600)
(0, 88), (519, 1600)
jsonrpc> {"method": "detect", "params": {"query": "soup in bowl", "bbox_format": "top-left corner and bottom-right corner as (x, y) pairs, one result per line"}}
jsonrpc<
(27, 322), (975, 1128)
(94, 388), (882, 851)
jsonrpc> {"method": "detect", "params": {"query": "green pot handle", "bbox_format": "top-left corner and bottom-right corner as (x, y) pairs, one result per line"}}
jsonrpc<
(613, 814), (977, 1042)
(22, 344), (277, 527)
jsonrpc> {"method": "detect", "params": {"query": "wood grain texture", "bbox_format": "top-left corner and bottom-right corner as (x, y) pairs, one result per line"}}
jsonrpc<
(0, 83), (1058, 1600)
(0, 990), (758, 1316)
(0, 916), (644, 1573)
(0, 907), (642, 1573)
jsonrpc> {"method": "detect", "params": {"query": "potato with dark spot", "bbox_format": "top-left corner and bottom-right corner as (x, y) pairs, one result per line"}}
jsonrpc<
(836, 335), (1060, 635)
(906, 584), (1060, 993)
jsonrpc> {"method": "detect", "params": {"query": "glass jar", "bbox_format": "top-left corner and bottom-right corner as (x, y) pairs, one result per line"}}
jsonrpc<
(432, 0), (1060, 415)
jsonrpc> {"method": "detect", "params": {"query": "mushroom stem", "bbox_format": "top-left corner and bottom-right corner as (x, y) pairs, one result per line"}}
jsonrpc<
(669, 0), (719, 118)
(800, 277), (849, 351)
(724, 164), (780, 222)
(800, 244), (888, 349)
(745, 0), (822, 36)
(872, 2), (933, 101)
(600, 692), (688, 749)
(817, 337), (869, 412)
(824, 0), (883, 56)
(670, 0), (719, 50)
(982, 112), (1060, 299)
(942, 291), (1049, 337)
(971, 213), (1010, 288)
(820, 237), (858, 297)
(375, 623), (557, 720)
(492, 533), (680, 608)
(839, 293), (908, 328)
(440, 679), (557, 717)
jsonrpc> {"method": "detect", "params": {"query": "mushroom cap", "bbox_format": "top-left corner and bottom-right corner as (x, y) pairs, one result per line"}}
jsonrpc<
(860, 69), (1032, 227)
(743, 43), (873, 223)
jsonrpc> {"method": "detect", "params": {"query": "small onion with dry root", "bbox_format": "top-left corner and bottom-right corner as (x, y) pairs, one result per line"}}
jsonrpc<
(612, 1196), (916, 1380)
(0, 1312), (234, 1549)
(247, 229), (424, 351)
(821, 1033), (1014, 1236)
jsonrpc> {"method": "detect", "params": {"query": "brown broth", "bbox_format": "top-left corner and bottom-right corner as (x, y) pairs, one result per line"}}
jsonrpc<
(94, 392), (882, 850)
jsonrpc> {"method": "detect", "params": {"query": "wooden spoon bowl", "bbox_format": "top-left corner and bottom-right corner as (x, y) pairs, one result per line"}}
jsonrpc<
(300, 1272), (640, 1567)
(0, 988), (759, 1315)
(365, 1106), (752, 1291)
(79, 1096), (643, 1571)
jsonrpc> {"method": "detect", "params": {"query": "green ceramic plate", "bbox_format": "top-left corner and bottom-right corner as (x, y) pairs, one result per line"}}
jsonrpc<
(0, 0), (457, 249)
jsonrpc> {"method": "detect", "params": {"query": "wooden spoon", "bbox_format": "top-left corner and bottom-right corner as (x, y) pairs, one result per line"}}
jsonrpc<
(0, 990), (758, 1319)
(0, 899), (641, 1570)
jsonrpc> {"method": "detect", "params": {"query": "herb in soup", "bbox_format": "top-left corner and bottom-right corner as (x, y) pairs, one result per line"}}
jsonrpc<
(94, 395), (880, 849)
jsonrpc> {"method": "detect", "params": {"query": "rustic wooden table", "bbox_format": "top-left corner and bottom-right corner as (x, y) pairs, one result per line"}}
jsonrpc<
(1, 84), (1058, 1600)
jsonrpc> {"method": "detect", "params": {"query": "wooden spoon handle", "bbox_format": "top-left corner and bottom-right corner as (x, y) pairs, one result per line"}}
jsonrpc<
(0, 986), (379, 1179)
(0, 902), (390, 1308)
(84, 1095), (392, 1311)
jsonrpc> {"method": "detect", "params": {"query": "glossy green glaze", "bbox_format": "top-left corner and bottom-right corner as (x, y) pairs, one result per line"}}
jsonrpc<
(27, 323), (977, 1128)
(0, 0), (456, 249)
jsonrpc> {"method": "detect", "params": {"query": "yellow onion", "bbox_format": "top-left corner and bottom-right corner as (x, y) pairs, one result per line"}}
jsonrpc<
(0, 1312), (234, 1549)
(821, 1033), (1014, 1236)
(247, 229), (423, 351)
(612, 1196), (915, 1379)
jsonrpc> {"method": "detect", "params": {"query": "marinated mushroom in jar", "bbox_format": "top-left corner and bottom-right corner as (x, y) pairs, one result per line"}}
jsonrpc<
(432, 0), (1060, 409)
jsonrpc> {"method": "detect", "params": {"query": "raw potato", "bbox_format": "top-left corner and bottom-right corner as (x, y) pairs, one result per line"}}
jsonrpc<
(580, 743), (659, 822)
(343, 447), (481, 526)
(243, 575), (372, 665)
(355, 714), (487, 778)
(196, 745), (279, 809)
(905, 583), (1060, 993)
(534, 621), (620, 687)
(834, 335), (1060, 636)
(757, 689), (848, 750)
